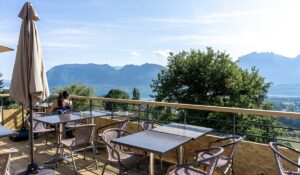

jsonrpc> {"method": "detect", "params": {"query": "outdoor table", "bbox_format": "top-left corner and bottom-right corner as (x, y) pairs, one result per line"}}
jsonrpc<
(0, 125), (17, 138)
(34, 111), (111, 164)
(151, 123), (213, 139)
(112, 123), (212, 175)
(112, 130), (191, 175)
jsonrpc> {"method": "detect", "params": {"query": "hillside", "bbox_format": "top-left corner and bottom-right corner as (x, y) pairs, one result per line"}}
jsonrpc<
(46, 63), (163, 98)
(237, 52), (300, 96)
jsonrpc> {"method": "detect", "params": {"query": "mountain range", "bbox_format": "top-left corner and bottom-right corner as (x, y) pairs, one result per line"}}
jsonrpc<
(47, 63), (163, 98)
(4, 52), (300, 97)
(237, 52), (300, 96)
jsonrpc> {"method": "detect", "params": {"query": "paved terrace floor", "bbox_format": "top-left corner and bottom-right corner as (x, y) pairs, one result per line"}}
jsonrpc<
(1, 134), (169, 175)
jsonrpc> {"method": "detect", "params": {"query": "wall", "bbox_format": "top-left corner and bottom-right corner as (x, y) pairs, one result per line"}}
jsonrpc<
(2, 109), (23, 130)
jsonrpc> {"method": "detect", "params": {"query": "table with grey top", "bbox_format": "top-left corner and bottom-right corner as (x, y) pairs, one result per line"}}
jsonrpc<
(0, 125), (17, 138)
(34, 111), (111, 163)
(112, 123), (212, 175)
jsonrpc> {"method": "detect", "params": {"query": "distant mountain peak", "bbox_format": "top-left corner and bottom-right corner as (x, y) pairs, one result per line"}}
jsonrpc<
(237, 52), (300, 86)
(46, 63), (164, 97)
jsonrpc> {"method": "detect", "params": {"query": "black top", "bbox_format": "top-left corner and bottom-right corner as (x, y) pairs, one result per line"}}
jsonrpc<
(151, 123), (212, 139)
(112, 130), (191, 154)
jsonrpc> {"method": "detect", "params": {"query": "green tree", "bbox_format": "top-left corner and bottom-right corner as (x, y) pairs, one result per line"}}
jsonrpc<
(105, 89), (129, 111)
(0, 73), (3, 90)
(54, 84), (95, 110)
(132, 88), (140, 100)
(151, 48), (285, 143)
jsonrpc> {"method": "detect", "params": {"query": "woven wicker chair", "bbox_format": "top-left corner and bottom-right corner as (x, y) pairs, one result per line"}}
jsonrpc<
(166, 147), (224, 175)
(195, 136), (243, 175)
(269, 142), (300, 175)
(101, 128), (146, 175)
(56, 124), (97, 174)
(0, 149), (18, 175)
(141, 121), (163, 131)
(28, 117), (55, 145)
(96, 119), (128, 150)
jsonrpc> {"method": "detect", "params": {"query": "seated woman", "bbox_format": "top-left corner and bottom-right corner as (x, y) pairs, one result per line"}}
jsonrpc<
(47, 91), (73, 115)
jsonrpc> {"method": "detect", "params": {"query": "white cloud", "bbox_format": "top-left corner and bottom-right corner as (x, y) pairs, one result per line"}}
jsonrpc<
(130, 51), (141, 60)
(130, 51), (141, 57)
(153, 49), (173, 58)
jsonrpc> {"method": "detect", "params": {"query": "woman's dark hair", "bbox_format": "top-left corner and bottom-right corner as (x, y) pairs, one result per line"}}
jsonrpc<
(58, 91), (70, 109)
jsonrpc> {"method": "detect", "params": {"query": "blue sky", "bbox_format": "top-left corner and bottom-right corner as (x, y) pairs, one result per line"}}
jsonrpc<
(1, 0), (300, 79)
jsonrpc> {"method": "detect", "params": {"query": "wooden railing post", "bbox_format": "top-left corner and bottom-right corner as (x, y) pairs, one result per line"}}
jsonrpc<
(146, 105), (150, 120)
(184, 109), (187, 125)
(137, 104), (141, 131)
(0, 97), (3, 125)
(89, 99), (92, 113)
(232, 114), (236, 136)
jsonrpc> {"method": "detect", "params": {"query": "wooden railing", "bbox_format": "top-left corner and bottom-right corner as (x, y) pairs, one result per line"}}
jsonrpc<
(1, 93), (300, 119)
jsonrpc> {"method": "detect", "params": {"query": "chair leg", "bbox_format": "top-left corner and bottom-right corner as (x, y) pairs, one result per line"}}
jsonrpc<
(91, 142), (98, 169)
(101, 161), (108, 175)
(232, 167), (237, 175)
(56, 144), (60, 168)
(159, 155), (163, 175)
(70, 148), (77, 174)
(83, 148), (86, 160)
(45, 132), (49, 145)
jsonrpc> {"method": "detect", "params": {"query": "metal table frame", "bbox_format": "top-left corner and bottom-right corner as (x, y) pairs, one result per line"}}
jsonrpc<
(112, 123), (212, 175)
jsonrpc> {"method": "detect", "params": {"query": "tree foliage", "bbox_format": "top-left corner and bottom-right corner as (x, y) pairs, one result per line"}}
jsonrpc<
(132, 88), (140, 100)
(104, 89), (129, 111)
(54, 84), (95, 110)
(151, 48), (285, 143)
(0, 73), (3, 90)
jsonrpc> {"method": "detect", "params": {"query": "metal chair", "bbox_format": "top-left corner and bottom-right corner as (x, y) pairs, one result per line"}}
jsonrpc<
(195, 136), (243, 175)
(269, 142), (300, 175)
(141, 120), (161, 131)
(27, 116), (55, 145)
(166, 147), (224, 175)
(0, 149), (18, 175)
(96, 119), (128, 150)
(56, 124), (97, 174)
(101, 128), (146, 175)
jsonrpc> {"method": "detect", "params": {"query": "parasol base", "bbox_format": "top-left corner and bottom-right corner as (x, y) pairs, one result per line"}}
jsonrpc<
(9, 128), (29, 142)
(13, 165), (55, 175)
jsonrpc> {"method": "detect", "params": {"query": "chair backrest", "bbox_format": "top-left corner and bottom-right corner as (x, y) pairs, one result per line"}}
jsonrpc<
(74, 124), (95, 146)
(0, 152), (12, 175)
(184, 147), (223, 175)
(205, 147), (224, 175)
(118, 119), (128, 130)
(210, 136), (243, 162)
(269, 142), (300, 175)
(142, 121), (155, 130)
(101, 128), (127, 161)
(28, 119), (46, 132)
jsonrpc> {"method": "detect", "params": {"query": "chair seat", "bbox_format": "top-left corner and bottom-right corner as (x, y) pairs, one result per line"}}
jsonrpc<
(65, 122), (84, 128)
(197, 152), (228, 167)
(61, 138), (76, 147)
(168, 166), (207, 175)
(33, 127), (55, 133)
(109, 152), (145, 167)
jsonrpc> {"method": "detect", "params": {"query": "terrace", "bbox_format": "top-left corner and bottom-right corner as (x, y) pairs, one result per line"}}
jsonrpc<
(0, 94), (299, 175)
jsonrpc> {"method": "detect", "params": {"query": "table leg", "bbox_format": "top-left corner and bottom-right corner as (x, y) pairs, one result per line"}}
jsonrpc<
(179, 146), (184, 165)
(149, 152), (155, 175)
